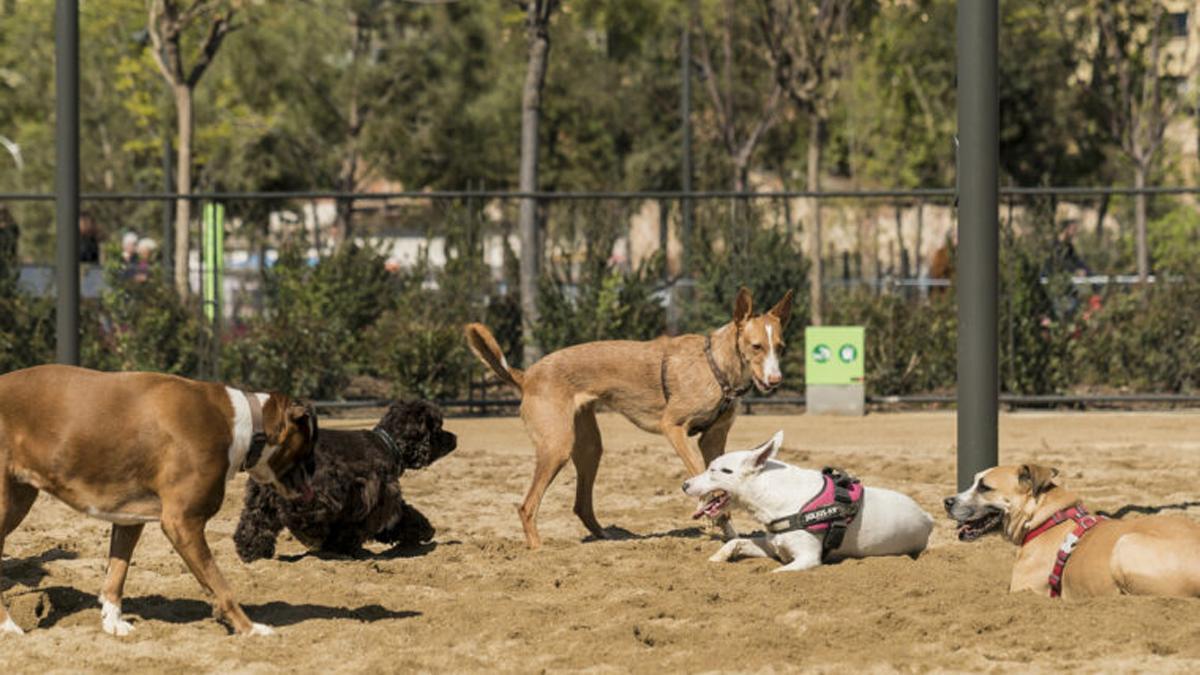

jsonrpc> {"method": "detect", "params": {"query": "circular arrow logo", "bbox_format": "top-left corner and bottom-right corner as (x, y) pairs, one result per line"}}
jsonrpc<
(838, 343), (858, 363)
(812, 344), (832, 364)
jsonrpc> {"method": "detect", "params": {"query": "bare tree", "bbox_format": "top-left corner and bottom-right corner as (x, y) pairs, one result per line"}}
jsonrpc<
(757, 0), (858, 325)
(692, 0), (784, 194)
(516, 0), (557, 366)
(332, 3), (407, 242)
(1095, 2), (1186, 284)
(148, 0), (237, 297)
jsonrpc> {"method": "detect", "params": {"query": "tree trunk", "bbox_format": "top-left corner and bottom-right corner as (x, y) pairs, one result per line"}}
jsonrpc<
(806, 118), (824, 325)
(1134, 163), (1149, 284)
(172, 83), (193, 298)
(518, 7), (552, 366)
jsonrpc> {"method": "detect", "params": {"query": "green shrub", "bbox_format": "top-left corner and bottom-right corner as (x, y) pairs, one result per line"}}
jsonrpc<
(0, 213), (54, 373)
(828, 289), (957, 396)
(97, 246), (207, 375)
(223, 242), (391, 398)
(533, 259), (666, 353)
(1072, 283), (1200, 392)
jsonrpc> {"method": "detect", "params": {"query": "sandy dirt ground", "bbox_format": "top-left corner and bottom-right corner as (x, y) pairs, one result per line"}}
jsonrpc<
(2, 411), (1199, 673)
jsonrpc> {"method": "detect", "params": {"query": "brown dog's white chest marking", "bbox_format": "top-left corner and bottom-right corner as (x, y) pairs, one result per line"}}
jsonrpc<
(0, 365), (319, 636)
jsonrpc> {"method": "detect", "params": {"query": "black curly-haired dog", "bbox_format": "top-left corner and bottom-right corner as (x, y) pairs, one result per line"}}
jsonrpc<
(234, 399), (456, 561)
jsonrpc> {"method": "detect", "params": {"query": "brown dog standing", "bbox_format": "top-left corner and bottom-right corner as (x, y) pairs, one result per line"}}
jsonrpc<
(946, 464), (1200, 598)
(0, 365), (318, 636)
(466, 287), (793, 549)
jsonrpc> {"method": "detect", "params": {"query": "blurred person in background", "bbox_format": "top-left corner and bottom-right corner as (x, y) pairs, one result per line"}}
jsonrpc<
(133, 237), (158, 283)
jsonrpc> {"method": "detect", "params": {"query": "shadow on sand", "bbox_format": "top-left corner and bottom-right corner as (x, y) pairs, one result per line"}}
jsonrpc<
(13, 585), (418, 631)
(278, 539), (457, 563)
(1097, 500), (1200, 519)
(582, 525), (711, 543)
(0, 547), (78, 592)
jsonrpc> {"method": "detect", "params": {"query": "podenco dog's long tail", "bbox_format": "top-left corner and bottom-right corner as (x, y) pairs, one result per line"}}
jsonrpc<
(464, 323), (525, 393)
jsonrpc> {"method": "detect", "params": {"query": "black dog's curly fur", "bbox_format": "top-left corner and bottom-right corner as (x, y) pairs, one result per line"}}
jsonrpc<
(234, 399), (456, 561)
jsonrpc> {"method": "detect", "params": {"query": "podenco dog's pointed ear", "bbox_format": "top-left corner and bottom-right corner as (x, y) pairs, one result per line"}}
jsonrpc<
(750, 431), (783, 469)
(768, 289), (794, 328)
(733, 287), (753, 325)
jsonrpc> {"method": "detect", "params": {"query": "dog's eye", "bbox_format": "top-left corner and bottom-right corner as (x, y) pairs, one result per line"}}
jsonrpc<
(751, 343), (764, 352)
(719, 467), (733, 474)
(977, 483), (993, 493)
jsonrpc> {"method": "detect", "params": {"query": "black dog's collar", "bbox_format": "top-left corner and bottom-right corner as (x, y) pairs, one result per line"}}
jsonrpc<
(371, 426), (403, 462)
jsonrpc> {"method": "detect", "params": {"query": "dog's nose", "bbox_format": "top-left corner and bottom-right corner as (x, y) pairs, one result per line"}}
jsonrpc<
(681, 480), (690, 494)
(767, 373), (782, 386)
(943, 497), (956, 512)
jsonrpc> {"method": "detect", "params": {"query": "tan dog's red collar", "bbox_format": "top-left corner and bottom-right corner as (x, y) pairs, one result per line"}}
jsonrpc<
(1022, 504), (1107, 598)
(241, 390), (269, 472)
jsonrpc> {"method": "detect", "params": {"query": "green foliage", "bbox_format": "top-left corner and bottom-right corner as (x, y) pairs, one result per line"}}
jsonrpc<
(683, 205), (810, 376)
(998, 214), (1073, 395)
(223, 241), (392, 398)
(534, 261), (666, 353)
(1072, 283), (1200, 392)
(828, 289), (957, 396)
(0, 213), (53, 372)
(97, 241), (206, 374)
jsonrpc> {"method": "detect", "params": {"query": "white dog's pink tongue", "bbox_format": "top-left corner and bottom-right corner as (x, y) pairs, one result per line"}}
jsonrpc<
(692, 492), (726, 519)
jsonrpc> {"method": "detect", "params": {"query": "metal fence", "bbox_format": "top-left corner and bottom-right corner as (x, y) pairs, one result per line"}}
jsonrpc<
(2, 185), (1199, 412)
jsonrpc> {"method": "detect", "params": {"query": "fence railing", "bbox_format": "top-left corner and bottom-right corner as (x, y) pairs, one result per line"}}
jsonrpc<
(3, 185), (1200, 411)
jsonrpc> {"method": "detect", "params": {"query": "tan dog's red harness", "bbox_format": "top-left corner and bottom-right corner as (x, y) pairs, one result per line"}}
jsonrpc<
(1022, 504), (1107, 598)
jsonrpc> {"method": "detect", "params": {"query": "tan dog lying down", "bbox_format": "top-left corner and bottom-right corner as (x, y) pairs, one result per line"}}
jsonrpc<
(945, 464), (1200, 598)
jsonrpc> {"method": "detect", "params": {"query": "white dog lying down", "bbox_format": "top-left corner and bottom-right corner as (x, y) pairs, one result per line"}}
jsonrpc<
(683, 431), (934, 572)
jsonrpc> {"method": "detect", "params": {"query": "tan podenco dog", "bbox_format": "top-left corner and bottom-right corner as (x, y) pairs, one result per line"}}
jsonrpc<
(466, 287), (793, 549)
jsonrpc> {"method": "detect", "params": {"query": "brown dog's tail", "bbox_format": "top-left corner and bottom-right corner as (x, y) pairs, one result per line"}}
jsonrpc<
(464, 323), (524, 393)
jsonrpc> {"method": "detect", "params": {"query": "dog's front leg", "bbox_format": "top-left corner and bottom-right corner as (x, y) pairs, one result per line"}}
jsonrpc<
(772, 533), (823, 573)
(161, 510), (272, 636)
(709, 536), (778, 563)
(661, 423), (706, 477)
(698, 419), (737, 540)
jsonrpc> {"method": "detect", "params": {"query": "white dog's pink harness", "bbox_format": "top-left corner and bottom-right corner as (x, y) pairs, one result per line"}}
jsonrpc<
(765, 467), (864, 557)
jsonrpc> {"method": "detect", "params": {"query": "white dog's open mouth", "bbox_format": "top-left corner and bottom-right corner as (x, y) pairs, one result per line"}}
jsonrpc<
(692, 490), (730, 519)
(956, 511), (1002, 541)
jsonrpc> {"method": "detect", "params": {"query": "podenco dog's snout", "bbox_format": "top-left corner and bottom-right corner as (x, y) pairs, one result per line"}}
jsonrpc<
(766, 372), (782, 387)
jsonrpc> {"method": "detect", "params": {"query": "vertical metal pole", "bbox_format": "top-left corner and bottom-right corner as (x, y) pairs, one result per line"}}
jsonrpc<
(956, 0), (999, 490)
(677, 14), (693, 327)
(162, 130), (174, 282)
(55, 0), (79, 365)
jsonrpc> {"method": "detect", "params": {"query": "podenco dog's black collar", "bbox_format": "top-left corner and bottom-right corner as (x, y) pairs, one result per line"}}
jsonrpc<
(660, 330), (752, 435)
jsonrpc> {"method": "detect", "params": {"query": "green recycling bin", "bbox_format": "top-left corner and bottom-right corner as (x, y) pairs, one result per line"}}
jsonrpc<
(805, 326), (865, 415)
